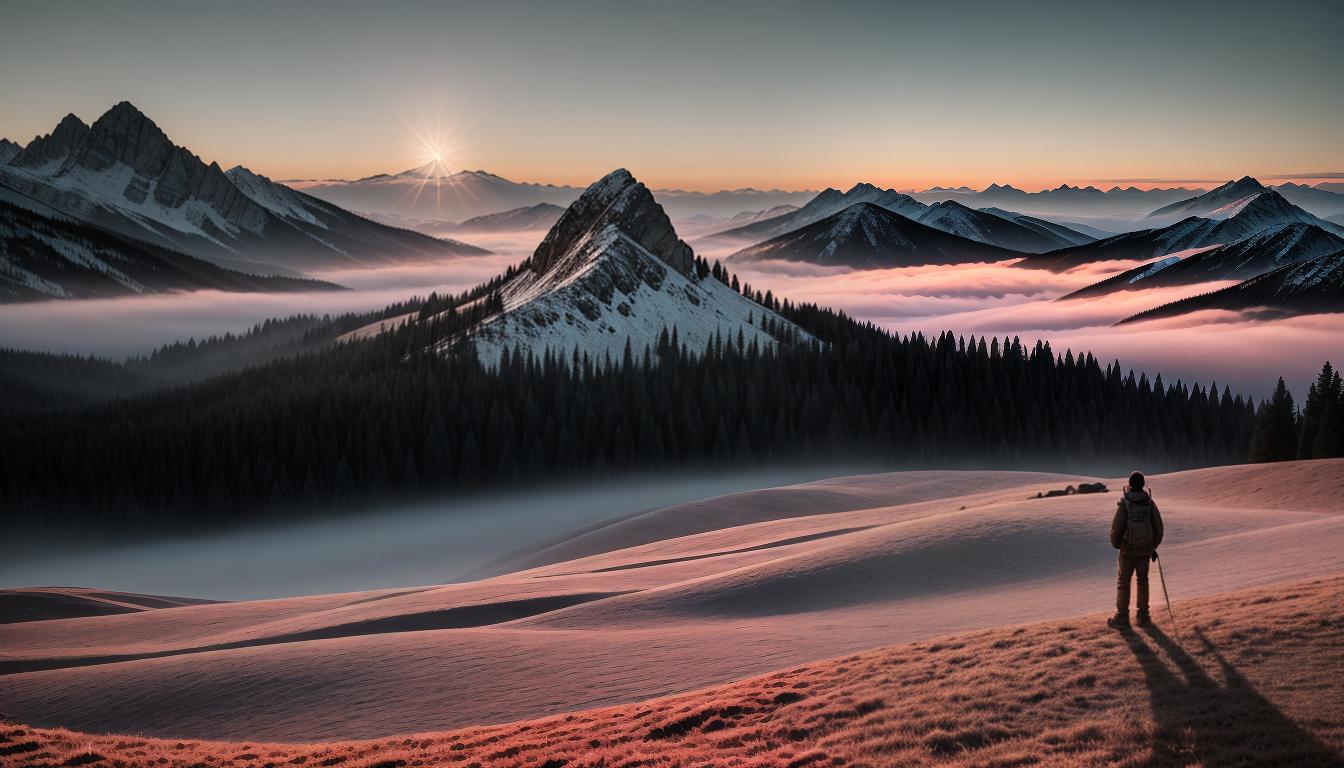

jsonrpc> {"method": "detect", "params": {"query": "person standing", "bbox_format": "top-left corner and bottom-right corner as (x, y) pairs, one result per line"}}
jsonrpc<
(1108, 471), (1164, 629)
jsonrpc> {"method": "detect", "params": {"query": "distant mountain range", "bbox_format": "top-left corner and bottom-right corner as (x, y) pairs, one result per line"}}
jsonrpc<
(437, 169), (810, 361)
(0, 103), (484, 287)
(907, 183), (1206, 217)
(727, 202), (1021, 268)
(291, 167), (817, 223)
(907, 179), (1344, 221)
(1015, 188), (1344, 272)
(712, 183), (1094, 258)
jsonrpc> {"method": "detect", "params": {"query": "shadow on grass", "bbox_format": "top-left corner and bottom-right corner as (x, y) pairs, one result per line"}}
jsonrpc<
(1122, 624), (1343, 767)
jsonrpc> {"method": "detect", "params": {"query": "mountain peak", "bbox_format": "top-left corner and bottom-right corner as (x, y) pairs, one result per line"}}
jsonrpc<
(528, 168), (693, 278)
(105, 100), (150, 120)
(75, 99), (175, 175)
(11, 112), (90, 167)
(1218, 175), (1267, 195)
(845, 182), (880, 196)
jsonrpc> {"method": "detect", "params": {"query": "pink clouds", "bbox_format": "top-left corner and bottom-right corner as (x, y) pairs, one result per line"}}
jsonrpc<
(732, 258), (1343, 398)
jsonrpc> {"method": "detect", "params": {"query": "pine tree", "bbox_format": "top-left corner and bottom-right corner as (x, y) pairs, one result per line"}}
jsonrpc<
(1249, 378), (1298, 462)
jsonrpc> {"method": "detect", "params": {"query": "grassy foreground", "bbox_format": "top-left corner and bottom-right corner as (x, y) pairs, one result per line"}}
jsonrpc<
(2, 575), (1342, 767)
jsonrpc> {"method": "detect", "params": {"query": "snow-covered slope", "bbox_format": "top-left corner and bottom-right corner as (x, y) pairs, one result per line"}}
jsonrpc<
(1147, 176), (1277, 220)
(447, 169), (810, 362)
(1063, 224), (1344, 300)
(0, 102), (484, 275)
(1120, 247), (1344, 323)
(727, 201), (1020, 269)
(0, 198), (341, 302)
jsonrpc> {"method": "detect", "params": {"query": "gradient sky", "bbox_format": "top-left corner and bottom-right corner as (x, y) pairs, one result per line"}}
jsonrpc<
(2, 0), (1341, 192)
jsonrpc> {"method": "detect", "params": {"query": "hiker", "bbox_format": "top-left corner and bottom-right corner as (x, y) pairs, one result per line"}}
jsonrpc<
(1108, 471), (1164, 629)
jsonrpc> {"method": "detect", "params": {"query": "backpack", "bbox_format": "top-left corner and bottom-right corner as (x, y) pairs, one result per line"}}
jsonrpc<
(1123, 492), (1155, 552)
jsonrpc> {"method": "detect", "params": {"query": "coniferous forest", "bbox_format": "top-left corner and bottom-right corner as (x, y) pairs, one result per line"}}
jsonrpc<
(2, 299), (1260, 543)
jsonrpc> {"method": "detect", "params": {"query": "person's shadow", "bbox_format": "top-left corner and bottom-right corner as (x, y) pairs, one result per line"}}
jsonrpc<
(1121, 624), (1343, 766)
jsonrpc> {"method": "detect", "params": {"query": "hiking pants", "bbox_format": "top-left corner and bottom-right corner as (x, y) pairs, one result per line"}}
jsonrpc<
(1116, 553), (1150, 614)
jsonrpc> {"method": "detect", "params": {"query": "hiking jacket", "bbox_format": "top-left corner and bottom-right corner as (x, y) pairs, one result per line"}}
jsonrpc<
(1110, 489), (1164, 554)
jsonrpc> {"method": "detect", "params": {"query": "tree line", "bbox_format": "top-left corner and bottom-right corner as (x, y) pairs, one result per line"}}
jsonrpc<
(2, 299), (1257, 543)
(1249, 361), (1344, 462)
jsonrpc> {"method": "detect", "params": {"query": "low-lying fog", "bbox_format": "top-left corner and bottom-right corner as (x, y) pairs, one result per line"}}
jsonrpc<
(1, 228), (1337, 397)
(1, 466), (871, 601)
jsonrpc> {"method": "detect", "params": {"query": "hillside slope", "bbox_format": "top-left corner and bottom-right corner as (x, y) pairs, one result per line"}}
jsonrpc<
(1, 461), (1340, 743)
(5, 574), (1341, 766)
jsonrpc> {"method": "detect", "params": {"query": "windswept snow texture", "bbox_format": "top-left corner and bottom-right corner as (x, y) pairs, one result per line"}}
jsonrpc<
(1128, 255), (1181, 283)
(727, 202), (1020, 269)
(458, 169), (810, 362)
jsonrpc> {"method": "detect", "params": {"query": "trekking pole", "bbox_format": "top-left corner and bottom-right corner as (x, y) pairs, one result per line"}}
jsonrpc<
(1154, 551), (1187, 650)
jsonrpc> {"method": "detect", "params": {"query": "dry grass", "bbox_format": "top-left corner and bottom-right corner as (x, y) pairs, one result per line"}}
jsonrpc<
(4, 575), (1341, 768)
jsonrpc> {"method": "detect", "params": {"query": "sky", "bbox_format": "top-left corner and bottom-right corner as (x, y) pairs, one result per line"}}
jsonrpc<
(2, 0), (1341, 192)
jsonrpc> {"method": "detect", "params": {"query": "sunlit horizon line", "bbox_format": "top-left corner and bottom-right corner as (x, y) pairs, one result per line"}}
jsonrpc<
(278, 164), (1344, 196)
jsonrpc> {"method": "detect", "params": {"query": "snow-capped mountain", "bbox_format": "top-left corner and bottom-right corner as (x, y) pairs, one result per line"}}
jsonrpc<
(726, 202), (1020, 269)
(0, 197), (340, 302)
(449, 169), (810, 362)
(1017, 190), (1344, 272)
(711, 183), (927, 243)
(914, 200), (1090, 253)
(451, 203), (566, 233)
(1061, 224), (1344, 300)
(0, 103), (484, 276)
(1146, 176), (1270, 220)
(1144, 177), (1344, 221)
(291, 168), (816, 223)
(1119, 247), (1344, 324)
